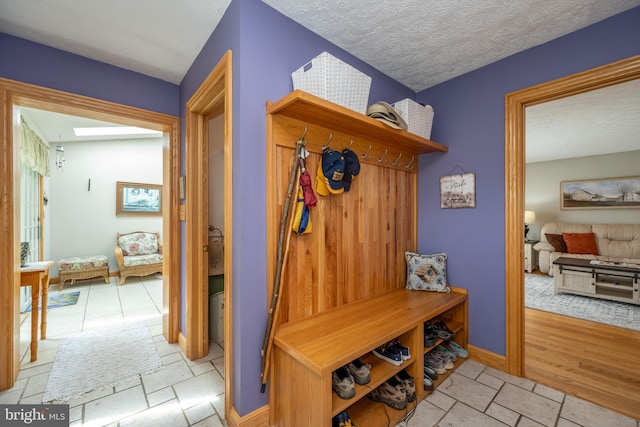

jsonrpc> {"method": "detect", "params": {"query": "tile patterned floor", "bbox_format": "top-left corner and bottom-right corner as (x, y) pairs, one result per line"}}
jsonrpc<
(1, 275), (637, 426)
(399, 359), (640, 427)
(0, 275), (226, 427)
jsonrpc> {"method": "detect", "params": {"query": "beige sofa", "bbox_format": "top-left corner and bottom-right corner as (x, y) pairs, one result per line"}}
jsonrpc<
(534, 223), (640, 276)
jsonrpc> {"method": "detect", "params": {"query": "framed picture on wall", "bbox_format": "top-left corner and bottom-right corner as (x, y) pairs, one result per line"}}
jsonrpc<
(440, 172), (476, 209)
(116, 181), (162, 216)
(560, 176), (640, 210)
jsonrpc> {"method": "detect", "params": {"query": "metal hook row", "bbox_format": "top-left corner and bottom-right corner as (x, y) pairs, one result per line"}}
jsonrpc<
(298, 127), (416, 169)
(366, 147), (415, 169)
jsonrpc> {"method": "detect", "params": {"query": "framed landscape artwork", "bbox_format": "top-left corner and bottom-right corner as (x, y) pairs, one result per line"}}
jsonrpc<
(561, 176), (640, 210)
(116, 181), (162, 216)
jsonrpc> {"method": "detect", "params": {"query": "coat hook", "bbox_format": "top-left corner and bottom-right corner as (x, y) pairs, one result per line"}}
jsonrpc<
(362, 144), (372, 160)
(347, 139), (354, 150)
(378, 149), (388, 164)
(298, 126), (308, 145)
(392, 153), (403, 166)
(406, 156), (416, 170)
(322, 133), (333, 150)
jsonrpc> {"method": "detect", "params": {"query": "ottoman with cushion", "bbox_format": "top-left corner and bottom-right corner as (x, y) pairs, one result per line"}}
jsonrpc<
(58, 255), (110, 290)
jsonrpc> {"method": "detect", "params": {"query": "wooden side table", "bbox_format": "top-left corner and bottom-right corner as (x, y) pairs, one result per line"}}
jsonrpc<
(20, 260), (54, 362)
(524, 241), (539, 273)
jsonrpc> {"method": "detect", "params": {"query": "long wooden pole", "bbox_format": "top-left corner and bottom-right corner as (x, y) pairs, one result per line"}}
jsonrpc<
(260, 141), (303, 392)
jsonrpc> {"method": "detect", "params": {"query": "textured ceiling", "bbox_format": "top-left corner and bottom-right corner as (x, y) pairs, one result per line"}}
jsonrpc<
(262, 0), (640, 91)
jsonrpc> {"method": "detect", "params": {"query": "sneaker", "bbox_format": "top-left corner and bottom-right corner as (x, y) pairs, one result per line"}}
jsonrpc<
(443, 340), (469, 358)
(394, 369), (416, 402)
(332, 410), (356, 427)
(332, 366), (355, 399)
(436, 344), (458, 362)
(424, 323), (437, 347)
(431, 348), (454, 370)
(423, 372), (435, 391)
(368, 376), (408, 410)
(390, 341), (411, 360)
(433, 320), (456, 340)
(424, 351), (446, 375)
(346, 358), (371, 385)
(372, 343), (403, 366)
(423, 362), (439, 380)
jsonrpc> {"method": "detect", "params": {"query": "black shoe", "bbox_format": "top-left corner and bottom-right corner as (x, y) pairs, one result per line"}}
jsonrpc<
(423, 362), (438, 380)
(332, 410), (356, 427)
(424, 372), (435, 391)
(372, 343), (403, 366)
(433, 320), (456, 340)
(424, 323), (437, 347)
(390, 341), (411, 360)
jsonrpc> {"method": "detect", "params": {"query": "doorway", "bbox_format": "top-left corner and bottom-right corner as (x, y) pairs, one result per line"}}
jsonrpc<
(504, 55), (640, 418)
(0, 78), (180, 390)
(184, 51), (233, 420)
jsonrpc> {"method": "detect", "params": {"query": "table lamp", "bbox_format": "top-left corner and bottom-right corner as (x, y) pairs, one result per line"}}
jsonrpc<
(524, 210), (536, 240)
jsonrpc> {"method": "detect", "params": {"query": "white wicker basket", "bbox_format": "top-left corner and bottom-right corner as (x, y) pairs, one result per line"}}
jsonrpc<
(392, 98), (434, 139)
(291, 52), (372, 114)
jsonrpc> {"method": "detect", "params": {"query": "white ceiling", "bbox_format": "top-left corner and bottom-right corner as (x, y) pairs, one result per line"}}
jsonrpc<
(19, 107), (162, 143)
(0, 0), (233, 85)
(2, 0), (639, 158)
(525, 79), (640, 163)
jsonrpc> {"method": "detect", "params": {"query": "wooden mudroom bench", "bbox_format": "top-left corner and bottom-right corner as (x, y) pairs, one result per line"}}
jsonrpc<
(272, 287), (468, 427)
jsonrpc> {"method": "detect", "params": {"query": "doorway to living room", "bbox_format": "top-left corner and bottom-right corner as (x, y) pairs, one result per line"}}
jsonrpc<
(505, 54), (640, 419)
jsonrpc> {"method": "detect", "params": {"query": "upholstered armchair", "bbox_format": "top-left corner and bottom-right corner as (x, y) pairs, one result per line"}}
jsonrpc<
(114, 231), (163, 285)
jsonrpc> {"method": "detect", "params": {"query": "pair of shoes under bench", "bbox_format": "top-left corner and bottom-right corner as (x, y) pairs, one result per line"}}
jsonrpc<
(373, 341), (410, 366)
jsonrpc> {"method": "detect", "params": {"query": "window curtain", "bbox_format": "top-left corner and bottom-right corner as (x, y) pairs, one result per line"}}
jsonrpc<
(20, 116), (51, 177)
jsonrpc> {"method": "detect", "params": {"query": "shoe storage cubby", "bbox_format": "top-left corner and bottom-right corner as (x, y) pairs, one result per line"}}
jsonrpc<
(265, 91), (459, 426)
(272, 288), (467, 426)
(332, 332), (416, 416)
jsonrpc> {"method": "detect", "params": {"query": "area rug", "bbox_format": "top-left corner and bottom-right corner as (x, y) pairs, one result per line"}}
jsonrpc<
(42, 321), (163, 402)
(25, 291), (80, 312)
(525, 273), (640, 332)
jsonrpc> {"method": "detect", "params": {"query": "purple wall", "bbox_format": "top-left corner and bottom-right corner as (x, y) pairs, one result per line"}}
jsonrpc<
(179, 0), (415, 415)
(0, 33), (178, 116)
(416, 6), (640, 356)
(7, 0), (638, 418)
(177, 0), (242, 337)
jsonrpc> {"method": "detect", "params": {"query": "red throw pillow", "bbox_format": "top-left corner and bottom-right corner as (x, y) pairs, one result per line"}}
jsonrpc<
(562, 232), (599, 255)
(545, 233), (567, 252)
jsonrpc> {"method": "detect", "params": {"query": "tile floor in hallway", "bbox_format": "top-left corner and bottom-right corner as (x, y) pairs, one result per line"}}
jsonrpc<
(0, 275), (227, 427)
(1, 275), (638, 427)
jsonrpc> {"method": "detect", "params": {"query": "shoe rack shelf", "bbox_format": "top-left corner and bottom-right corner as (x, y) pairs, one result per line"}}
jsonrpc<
(331, 337), (416, 417)
(272, 288), (468, 427)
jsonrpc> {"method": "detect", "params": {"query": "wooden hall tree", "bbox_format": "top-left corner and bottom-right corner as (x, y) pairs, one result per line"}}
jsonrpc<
(265, 91), (467, 426)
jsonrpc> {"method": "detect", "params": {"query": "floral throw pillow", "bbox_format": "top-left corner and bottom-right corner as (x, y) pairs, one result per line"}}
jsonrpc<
(405, 251), (450, 292)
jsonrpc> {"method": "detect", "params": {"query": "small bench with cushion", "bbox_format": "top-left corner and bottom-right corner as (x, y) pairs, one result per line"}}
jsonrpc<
(58, 255), (110, 290)
(114, 231), (163, 285)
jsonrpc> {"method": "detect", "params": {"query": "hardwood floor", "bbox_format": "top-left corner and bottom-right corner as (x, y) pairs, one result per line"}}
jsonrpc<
(525, 307), (640, 420)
